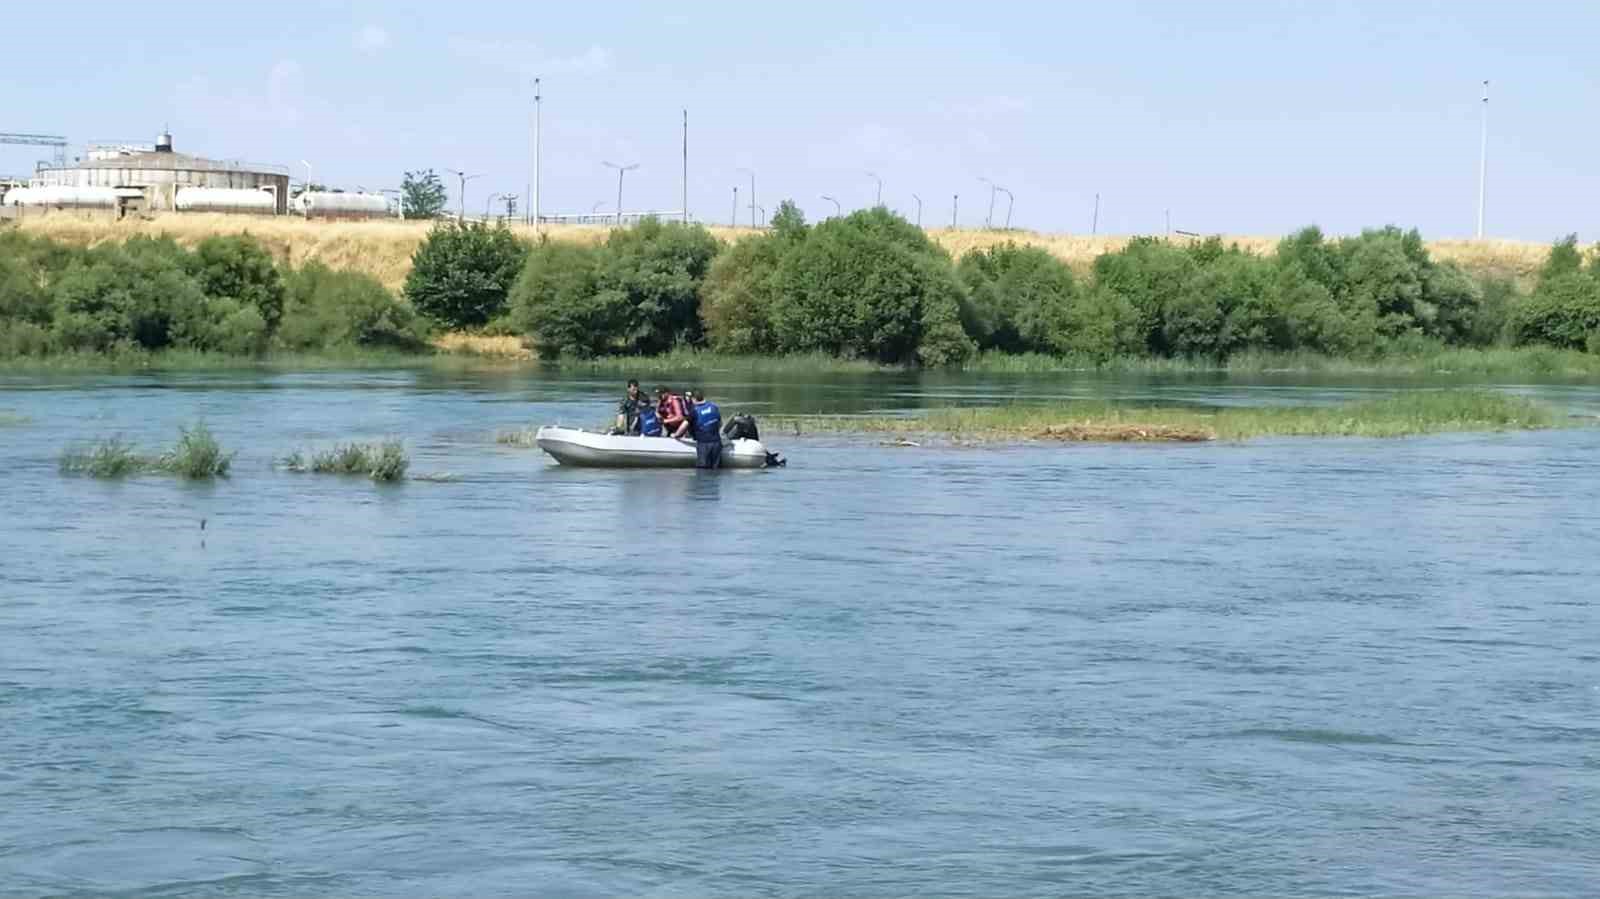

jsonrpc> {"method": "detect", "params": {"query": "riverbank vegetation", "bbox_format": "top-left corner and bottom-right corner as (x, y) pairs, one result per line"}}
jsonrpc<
(768, 390), (1561, 442)
(59, 424), (233, 478)
(7, 212), (1600, 373)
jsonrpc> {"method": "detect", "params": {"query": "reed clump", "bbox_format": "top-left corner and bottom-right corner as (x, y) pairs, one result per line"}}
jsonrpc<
(283, 440), (409, 481)
(769, 390), (1561, 443)
(60, 424), (232, 478)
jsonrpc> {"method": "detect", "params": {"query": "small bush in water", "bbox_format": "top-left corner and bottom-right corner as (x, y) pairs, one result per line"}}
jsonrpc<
(60, 436), (143, 478)
(286, 440), (410, 481)
(151, 423), (233, 478)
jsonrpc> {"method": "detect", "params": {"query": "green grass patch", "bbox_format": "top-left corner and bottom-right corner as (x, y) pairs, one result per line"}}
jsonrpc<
(769, 390), (1564, 443)
(284, 440), (409, 481)
(956, 346), (1600, 377)
(547, 349), (894, 375)
(0, 411), (27, 427)
(60, 424), (232, 478)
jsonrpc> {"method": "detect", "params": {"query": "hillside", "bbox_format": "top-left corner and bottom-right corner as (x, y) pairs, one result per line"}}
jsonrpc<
(13, 213), (1552, 293)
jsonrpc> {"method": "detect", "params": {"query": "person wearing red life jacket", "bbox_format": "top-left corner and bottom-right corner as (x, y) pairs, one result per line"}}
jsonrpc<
(655, 386), (692, 439)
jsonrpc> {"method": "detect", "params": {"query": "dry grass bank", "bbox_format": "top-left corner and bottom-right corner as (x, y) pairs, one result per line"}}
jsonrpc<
(14, 213), (1551, 291)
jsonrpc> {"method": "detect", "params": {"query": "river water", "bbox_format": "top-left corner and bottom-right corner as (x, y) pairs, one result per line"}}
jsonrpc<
(2, 368), (1598, 897)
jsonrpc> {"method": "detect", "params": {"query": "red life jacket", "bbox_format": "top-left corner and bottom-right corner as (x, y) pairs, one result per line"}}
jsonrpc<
(659, 394), (690, 424)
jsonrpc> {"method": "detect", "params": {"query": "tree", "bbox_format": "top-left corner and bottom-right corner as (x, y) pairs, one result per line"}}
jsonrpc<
(189, 235), (286, 332)
(598, 219), (722, 353)
(956, 242), (1078, 353)
(508, 241), (614, 357)
(401, 169), (448, 220)
(403, 222), (528, 329)
(701, 234), (784, 353)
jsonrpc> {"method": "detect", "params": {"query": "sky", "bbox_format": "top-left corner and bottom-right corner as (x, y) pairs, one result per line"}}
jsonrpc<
(4, 0), (1597, 240)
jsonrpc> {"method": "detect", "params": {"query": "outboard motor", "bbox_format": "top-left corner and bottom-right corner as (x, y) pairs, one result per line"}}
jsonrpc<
(723, 414), (761, 442)
(764, 450), (787, 468)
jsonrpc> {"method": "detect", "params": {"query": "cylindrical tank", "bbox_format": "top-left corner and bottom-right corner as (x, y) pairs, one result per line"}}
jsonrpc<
(175, 187), (277, 214)
(2, 186), (118, 208)
(298, 191), (391, 218)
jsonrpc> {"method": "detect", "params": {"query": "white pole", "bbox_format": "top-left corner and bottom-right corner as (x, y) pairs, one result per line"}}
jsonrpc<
(534, 77), (542, 233)
(1477, 79), (1489, 240)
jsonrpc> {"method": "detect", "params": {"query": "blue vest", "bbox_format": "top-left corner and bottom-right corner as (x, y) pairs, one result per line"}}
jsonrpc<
(637, 405), (663, 436)
(692, 401), (722, 441)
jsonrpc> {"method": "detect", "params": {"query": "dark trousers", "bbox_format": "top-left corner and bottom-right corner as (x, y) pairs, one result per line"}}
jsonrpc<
(695, 439), (722, 469)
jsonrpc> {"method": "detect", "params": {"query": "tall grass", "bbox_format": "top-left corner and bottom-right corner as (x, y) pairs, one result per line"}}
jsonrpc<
(769, 390), (1562, 442)
(284, 440), (409, 481)
(59, 424), (232, 478)
(955, 346), (1600, 378)
(18, 213), (1551, 292)
(150, 424), (233, 477)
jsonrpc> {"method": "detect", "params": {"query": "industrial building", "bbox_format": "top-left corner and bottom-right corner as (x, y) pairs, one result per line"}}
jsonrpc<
(5, 130), (290, 216)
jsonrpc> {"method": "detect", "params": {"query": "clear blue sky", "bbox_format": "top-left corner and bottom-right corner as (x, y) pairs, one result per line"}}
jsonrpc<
(5, 1), (1596, 239)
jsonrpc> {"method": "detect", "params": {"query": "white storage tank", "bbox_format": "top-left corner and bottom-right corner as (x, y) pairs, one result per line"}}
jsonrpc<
(175, 187), (277, 214)
(297, 191), (391, 219)
(3, 186), (118, 208)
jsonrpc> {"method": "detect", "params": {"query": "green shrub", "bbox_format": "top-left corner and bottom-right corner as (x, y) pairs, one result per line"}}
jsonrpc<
(508, 241), (611, 357)
(1511, 272), (1600, 349)
(0, 320), (53, 356)
(189, 234), (285, 332)
(598, 218), (722, 353)
(769, 208), (973, 365)
(956, 242), (1077, 353)
(700, 234), (783, 353)
(50, 244), (209, 352)
(403, 222), (528, 329)
(280, 262), (429, 351)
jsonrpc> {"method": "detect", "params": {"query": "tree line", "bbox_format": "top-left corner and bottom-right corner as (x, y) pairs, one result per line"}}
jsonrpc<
(6, 207), (1600, 362)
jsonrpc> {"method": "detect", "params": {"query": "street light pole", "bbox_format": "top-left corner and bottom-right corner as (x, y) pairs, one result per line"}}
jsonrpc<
(445, 168), (482, 223)
(737, 167), (755, 228)
(731, 186), (738, 227)
(603, 161), (639, 227)
(300, 159), (313, 196)
(952, 193), (958, 228)
(486, 192), (501, 219)
(1000, 187), (1014, 230)
(867, 170), (882, 207)
(821, 195), (840, 217)
(681, 108), (688, 225)
(532, 77), (541, 231)
(1477, 79), (1489, 240)
(980, 177), (997, 229)
(1091, 193), (1100, 235)
(912, 193), (922, 228)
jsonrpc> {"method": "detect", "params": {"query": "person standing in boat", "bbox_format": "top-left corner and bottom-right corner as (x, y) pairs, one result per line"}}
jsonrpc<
(656, 385), (693, 439)
(615, 379), (649, 435)
(690, 389), (723, 469)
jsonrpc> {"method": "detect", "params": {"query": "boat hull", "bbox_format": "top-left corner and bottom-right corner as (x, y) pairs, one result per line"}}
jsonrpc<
(534, 426), (773, 469)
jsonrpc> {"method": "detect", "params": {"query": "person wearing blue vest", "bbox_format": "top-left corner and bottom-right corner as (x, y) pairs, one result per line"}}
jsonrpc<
(689, 389), (722, 469)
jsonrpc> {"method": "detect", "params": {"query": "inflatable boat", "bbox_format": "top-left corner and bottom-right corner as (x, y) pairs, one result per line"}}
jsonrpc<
(533, 426), (782, 469)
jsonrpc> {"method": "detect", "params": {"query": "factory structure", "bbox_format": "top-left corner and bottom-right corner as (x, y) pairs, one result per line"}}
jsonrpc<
(1, 130), (392, 220)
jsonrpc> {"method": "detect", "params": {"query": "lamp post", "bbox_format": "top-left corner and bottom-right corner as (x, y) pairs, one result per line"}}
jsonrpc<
(603, 160), (639, 227)
(821, 194), (840, 217)
(979, 177), (997, 229)
(1000, 187), (1014, 230)
(756, 204), (766, 225)
(731, 186), (738, 227)
(737, 167), (755, 228)
(531, 77), (541, 230)
(952, 193), (959, 228)
(1477, 79), (1489, 240)
(300, 159), (313, 195)
(912, 193), (922, 228)
(445, 168), (482, 223)
(866, 170), (882, 207)
(485, 192), (501, 220)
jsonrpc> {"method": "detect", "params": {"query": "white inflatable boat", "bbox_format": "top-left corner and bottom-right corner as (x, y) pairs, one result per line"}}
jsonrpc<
(534, 426), (781, 469)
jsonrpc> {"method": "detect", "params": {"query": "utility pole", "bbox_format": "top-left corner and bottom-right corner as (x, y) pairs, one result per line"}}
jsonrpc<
(445, 168), (481, 223)
(731, 186), (738, 227)
(1477, 79), (1489, 240)
(738, 167), (756, 228)
(952, 193), (958, 228)
(532, 77), (541, 232)
(1091, 193), (1100, 235)
(912, 193), (922, 228)
(681, 109), (688, 225)
(603, 161), (639, 227)
(821, 194), (840, 217)
(867, 170), (882, 207)
(1165, 208), (1171, 238)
